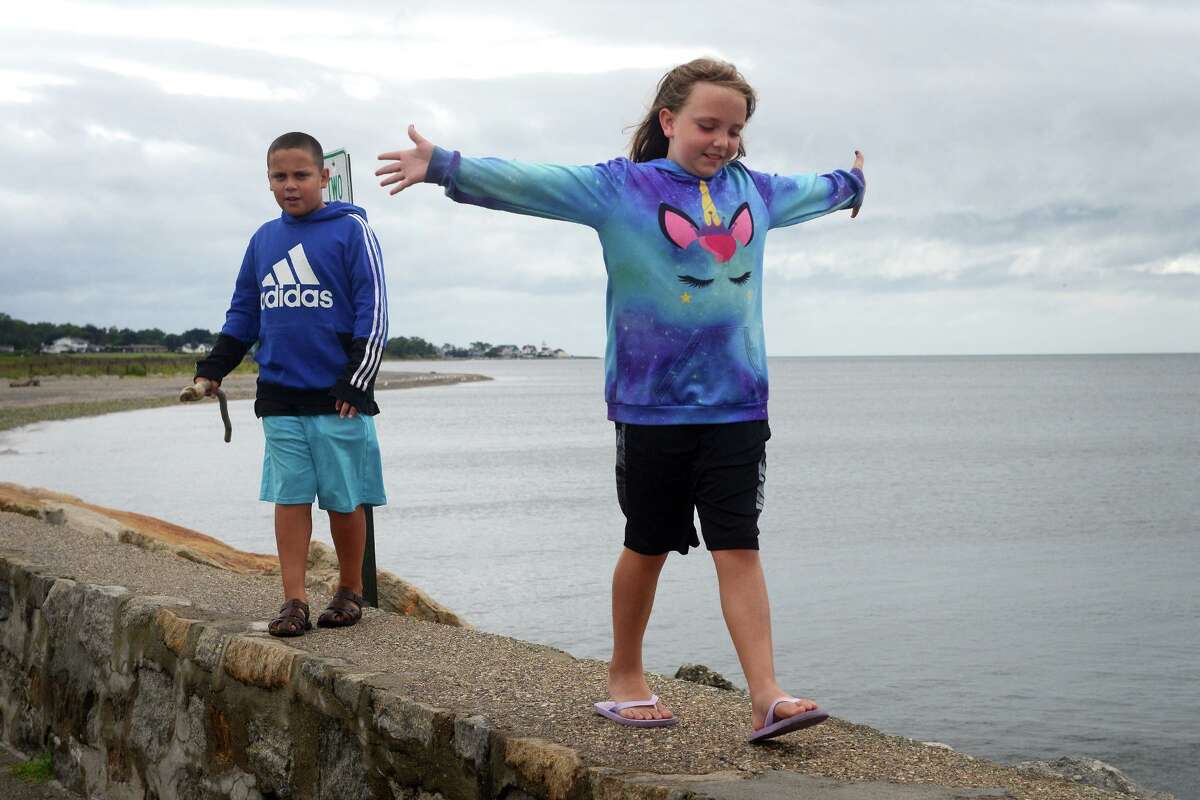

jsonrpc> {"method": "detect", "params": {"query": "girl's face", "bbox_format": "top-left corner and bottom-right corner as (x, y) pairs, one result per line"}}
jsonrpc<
(659, 82), (748, 178)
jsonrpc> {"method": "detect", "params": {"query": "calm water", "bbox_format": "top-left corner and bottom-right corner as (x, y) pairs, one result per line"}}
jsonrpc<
(2, 355), (1197, 798)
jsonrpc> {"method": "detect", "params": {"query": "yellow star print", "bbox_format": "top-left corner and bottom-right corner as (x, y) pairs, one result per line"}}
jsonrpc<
(681, 292), (692, 304)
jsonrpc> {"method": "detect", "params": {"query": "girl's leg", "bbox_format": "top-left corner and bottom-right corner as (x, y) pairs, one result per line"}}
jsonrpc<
(275, 503), (314, 601)
(711, 548), (819, 730)
(608, 547), (672, 721)
(327, 505), (366, 595)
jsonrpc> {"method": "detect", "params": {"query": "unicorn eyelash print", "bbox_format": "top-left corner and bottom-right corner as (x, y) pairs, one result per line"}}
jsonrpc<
(658, 180), (755, 268)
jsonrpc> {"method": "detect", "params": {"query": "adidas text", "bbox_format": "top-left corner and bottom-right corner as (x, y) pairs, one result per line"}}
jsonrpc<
(260, 287), (334, 310)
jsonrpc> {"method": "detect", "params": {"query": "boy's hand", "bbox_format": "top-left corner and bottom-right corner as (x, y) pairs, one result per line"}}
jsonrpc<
(194, 376), (221, 396)
(335, 399), (359, 419)
(850, 150), (864, 219)
(376, 125), (434, 195)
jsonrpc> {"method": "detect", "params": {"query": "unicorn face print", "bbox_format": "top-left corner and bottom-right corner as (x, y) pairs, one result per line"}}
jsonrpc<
(658, 180), (756, 293)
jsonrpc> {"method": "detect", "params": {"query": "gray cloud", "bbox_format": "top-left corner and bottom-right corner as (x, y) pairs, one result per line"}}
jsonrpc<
(1, 1), (1196, 354)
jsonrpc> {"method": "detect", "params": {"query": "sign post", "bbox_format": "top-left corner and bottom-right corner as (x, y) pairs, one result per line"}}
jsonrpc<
(361, 507), (378, 608)
(323, 147), (377, 608)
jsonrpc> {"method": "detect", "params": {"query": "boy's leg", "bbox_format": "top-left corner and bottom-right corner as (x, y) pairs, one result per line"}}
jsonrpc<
(310, 414), (384, 599)
(608, 547), (671, 720)
(711, 548), (819, 730)
(327, 505), (366, 595)
(275, 503), (314, 601)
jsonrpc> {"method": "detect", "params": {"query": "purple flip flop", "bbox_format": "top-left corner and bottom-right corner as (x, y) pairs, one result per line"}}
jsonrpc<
(593, 694), (678, 728)
(747, 696), (829, 743)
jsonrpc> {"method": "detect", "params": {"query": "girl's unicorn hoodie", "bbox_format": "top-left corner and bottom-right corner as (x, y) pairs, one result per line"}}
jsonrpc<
(426, 148), (864, 425)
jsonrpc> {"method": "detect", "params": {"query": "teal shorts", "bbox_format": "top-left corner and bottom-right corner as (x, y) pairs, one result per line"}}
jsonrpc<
(260, 415), (386, 512)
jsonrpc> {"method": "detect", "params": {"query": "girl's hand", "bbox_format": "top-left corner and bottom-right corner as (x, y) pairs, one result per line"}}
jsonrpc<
(376, 125), (435, 195)
(850, 150), (864, 219)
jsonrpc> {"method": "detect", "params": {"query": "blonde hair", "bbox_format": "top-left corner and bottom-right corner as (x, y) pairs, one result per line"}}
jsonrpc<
(628, 58), (757, 163)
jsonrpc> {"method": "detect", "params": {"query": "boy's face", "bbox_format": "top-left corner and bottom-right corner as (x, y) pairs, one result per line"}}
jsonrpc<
(268, 148), (329, 217)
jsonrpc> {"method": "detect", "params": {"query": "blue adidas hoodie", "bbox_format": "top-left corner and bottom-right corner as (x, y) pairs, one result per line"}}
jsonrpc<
(196, 202), (388, 416)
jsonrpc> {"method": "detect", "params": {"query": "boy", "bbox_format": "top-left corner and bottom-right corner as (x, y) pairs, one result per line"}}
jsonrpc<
(195, 131), (388, 637)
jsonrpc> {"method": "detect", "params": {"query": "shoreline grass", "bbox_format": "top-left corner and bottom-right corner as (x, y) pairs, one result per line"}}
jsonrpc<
(10, 751), (53, 784)
(0, 353), (256, 380)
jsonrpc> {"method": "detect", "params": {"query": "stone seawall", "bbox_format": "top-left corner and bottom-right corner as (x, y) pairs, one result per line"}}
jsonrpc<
(0, 555), (551, 799)
(0, 491), (1130, 800)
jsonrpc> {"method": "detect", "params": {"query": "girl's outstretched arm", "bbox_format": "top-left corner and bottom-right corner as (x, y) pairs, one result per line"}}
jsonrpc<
(754, 150), (866, 229)
(376, 125), (435, 194)
(376, 125), (627, 230)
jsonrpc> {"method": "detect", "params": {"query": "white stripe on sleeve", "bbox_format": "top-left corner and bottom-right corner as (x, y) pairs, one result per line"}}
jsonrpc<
(348, 214), (386, 389)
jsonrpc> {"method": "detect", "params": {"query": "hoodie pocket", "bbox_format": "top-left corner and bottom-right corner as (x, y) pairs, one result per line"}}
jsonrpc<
(258, 322), (342, 388)
(653, 326), (766, 407)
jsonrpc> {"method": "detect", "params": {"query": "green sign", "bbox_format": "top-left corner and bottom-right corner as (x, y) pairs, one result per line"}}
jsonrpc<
(322, 149), (353, 204)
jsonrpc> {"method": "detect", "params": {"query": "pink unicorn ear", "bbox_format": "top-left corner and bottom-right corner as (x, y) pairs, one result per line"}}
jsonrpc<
(659, 204), (699, 250)
(729, 203), (754, 247)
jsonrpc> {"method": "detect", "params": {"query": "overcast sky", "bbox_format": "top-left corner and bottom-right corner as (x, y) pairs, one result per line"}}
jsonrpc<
(2, 1), (1197, 356)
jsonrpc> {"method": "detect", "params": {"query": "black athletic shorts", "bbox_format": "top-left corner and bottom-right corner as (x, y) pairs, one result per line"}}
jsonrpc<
(614, 420), (770, 555)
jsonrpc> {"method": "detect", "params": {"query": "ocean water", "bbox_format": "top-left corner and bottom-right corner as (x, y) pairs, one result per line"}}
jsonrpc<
(2, 355), (1197, 798)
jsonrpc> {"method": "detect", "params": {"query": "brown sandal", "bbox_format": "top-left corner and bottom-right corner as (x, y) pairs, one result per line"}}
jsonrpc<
(268, 598), (311, 637)
(317, 588), (364, 628)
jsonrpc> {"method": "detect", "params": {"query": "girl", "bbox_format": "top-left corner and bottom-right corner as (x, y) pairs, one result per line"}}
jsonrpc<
(376, 58), (864, 742)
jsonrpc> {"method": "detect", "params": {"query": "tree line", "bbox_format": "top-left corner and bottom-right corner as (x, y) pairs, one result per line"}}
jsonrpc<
(0, 313), (215, 352)
(0, 313), (448, 359)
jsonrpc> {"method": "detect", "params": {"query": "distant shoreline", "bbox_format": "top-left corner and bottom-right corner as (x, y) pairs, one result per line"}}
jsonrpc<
(0, 369), (490, 433)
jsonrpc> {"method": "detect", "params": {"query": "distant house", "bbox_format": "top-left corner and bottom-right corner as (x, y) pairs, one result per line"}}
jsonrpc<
(42, 337), (90, 354)
(117, 344), (168, 353)
(552, 349), (569, 359)
(520, 344), (539, 358)
(493, 345), (519, 358)
(0, 344), (14, 353)
(179, 343), (212, 354)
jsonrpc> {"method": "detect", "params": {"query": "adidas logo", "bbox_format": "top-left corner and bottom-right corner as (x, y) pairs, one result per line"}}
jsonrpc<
(260, 243), (334, 310)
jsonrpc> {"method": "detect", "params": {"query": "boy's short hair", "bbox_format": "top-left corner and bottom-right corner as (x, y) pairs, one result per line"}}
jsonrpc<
(267, 132), (324, 168)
